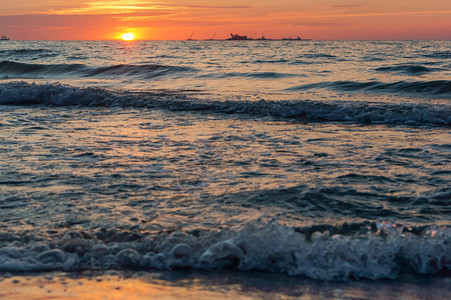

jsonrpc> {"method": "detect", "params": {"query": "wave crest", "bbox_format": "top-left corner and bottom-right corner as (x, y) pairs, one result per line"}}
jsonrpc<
(0, 82), (449, 126)
(375, 64), (443, 76)
(287, 80), (451, 96)
(0, 61), (194, 79)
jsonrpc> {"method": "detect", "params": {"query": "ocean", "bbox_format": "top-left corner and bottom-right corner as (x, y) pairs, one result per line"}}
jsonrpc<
(0, 40), (450, 297)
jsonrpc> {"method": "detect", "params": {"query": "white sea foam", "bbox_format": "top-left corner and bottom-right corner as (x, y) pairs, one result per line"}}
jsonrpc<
(0, 222), (449, 280)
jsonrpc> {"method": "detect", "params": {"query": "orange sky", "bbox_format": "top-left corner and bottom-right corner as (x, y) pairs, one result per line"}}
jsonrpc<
(1, 0), (450, 40)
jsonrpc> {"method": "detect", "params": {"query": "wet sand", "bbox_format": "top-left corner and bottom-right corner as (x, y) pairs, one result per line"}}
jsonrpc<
(1, 271), (450, 300)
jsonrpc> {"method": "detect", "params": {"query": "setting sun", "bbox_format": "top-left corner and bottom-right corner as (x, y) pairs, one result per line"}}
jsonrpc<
(122, 33), (135, 41)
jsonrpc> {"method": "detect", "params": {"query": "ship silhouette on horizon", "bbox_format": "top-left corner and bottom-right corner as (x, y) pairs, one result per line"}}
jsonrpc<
(226, 33), (310, 41)
(227, 33), (248, 40)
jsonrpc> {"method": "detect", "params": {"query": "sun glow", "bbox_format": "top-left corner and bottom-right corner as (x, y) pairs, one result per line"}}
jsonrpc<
(122, 33), (135, 41)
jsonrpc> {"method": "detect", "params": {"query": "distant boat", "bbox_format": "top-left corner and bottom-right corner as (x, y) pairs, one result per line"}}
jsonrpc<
(226, 33), (311, 41)
(187, 31), (196, 41)
(227, 33), (248, 40)
(282, 36), (312, 41)
(282, 36), (302, 40)
(206, 32), (217, 41)
(1, 36), (10, 41)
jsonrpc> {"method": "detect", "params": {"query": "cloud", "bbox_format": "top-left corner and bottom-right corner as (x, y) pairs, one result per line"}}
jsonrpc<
(47, 1), (250, 15)
(174, 5), (250, 9)
(318, 10), (451, 18)
(276, 21), (350, 27)
(53, 1), (168, 15)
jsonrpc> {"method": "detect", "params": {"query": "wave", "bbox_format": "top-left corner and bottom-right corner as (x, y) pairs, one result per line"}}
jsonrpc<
(0, 50), (59, 60)
(243, 59), (313, 65)
(302, 53), (337, 59)
(423, 51), (451, 59)
(0, 82), (449, 126)
(222, 72), (299, 79)
(375, 64), (443, 76)
(252, 59), (290, 64)
(0, 61), (194, 79)
(0, 221), (448, 281)
(287, 80), (451, 97)
(0, 49), (52, 55)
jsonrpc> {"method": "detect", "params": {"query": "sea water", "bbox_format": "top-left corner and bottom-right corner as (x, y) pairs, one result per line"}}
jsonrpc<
(0, 40), (450, 282)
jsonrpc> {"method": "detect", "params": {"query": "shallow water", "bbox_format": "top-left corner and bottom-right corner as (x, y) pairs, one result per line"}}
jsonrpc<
(1, 272), (450, 300)
(0, 41), (450, 281)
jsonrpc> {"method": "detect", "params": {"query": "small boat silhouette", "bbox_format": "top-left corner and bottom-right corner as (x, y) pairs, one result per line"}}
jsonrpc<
(227, 33), (248, 40)
(1, 36), (10, 41)
(187, 31), (196, 41)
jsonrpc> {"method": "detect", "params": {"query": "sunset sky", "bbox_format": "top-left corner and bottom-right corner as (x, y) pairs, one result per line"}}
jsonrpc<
(1, 0), (450, 40)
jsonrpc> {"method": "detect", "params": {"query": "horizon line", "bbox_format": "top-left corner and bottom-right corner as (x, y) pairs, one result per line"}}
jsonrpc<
(2, 38), (451, 41)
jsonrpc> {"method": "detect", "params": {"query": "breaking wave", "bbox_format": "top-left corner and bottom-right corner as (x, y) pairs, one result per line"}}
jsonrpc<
(0, 61), (194, 79)
(0, 221), (449, 281)
(0, 82), (450, 126)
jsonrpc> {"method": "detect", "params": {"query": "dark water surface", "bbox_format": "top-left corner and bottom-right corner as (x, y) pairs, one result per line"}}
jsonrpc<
(0, 41), (450, 281)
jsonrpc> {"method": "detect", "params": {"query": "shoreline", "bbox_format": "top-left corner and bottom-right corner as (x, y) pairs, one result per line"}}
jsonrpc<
(1, 271), (450, 299)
